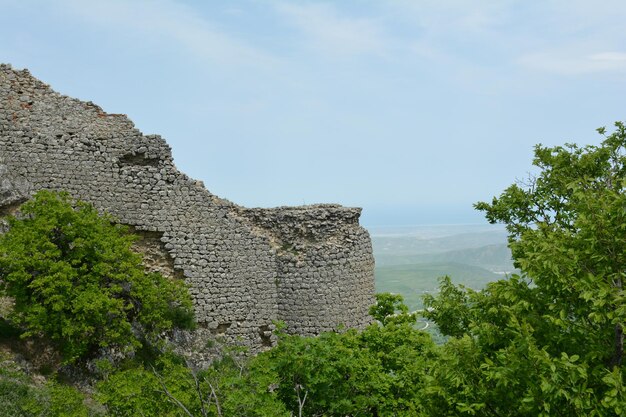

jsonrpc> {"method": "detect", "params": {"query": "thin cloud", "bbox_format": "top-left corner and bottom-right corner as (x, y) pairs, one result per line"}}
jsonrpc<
(590, 52), (626, 63)
(388, 0), (626, 84)
(391, 0), (510, 37)
(58, 0), (278, 69)
(518, 50), (626, 75)
(272, 2), (388, 57)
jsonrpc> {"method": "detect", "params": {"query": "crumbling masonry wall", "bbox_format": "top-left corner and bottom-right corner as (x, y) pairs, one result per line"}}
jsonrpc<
(0, 64), (375, 353)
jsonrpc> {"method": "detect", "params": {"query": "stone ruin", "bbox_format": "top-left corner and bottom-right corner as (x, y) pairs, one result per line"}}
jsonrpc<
(0, 64), (375, 356)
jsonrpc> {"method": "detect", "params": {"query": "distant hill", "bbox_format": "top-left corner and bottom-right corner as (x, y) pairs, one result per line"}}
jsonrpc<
(375, 243), (515, 273)
(375, 262), (505, 311)
(370, 225), (516, 313)
(372, 230), (508, 256)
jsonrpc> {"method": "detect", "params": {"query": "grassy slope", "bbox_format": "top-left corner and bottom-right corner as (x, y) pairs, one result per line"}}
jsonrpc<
(375, 262), (504, 312)
(372, 226), (516, 313)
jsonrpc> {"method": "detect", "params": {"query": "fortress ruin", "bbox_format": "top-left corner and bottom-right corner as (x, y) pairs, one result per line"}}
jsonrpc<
(0, 64), (375, 354)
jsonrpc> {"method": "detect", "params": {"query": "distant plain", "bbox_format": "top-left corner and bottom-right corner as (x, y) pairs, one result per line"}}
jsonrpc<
(370, 224), (516, 312)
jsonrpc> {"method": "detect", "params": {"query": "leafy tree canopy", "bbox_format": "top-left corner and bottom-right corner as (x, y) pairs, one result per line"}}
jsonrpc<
(422, 122), (626, 416)
(263, 294), (434, 417)
(0, 190), (194, 363)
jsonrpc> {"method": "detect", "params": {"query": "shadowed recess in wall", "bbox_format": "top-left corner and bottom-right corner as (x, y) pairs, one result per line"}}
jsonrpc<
(119, 151), (161, 167)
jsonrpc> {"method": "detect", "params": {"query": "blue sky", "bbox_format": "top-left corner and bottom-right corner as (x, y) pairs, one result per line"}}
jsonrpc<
(2, 1), (626, 226)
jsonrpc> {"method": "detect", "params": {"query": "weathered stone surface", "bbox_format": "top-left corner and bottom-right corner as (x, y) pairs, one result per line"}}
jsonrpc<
(0, 64), (375, 354)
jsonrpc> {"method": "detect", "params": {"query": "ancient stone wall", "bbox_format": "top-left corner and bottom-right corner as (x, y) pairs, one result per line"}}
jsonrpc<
(0, 64), (375, 353)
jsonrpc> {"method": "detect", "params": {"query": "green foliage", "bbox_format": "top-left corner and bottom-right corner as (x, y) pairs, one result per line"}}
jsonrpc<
(369, 292), (416, 326)
(421, 123), (626, 415)
(96, 356), (193, 416)
(360, 306), (435, 416)
(96, 294), (433, 417)
(422, 276), (473, 338)
(97, 351), (289, 417)
(204, 353), (290, 417)
(475, 123), (626, 368)
(0, 362), (41, 417)
(0, 190), (194, 363)
(265, 293), (434, 416)
(0, 356), (101, 417)
(265, 329), (387, 416)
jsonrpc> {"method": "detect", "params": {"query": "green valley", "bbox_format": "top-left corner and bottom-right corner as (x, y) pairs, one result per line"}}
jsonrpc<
(371, 225), (516, 311)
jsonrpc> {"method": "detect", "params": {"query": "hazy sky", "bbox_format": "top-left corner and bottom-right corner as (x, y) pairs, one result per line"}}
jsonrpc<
(2, 1), (625, 226)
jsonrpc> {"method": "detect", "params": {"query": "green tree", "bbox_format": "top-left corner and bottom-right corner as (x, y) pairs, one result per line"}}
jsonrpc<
(475, 123), (626, 370)
(98, 294), (434, 417)
(0, 190), (194, 363)
(264, 294), (434, 417)
(361, 294), (434, 416)
(422, 123), (626, 416)
(369, 292), (416, 326)
(96, 351), (289, 417)
(266, 328), (386, 417)
(0, 352), (101, 417)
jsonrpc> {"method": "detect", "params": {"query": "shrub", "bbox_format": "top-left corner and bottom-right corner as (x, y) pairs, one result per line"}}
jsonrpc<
(0, 190), (194, 363)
